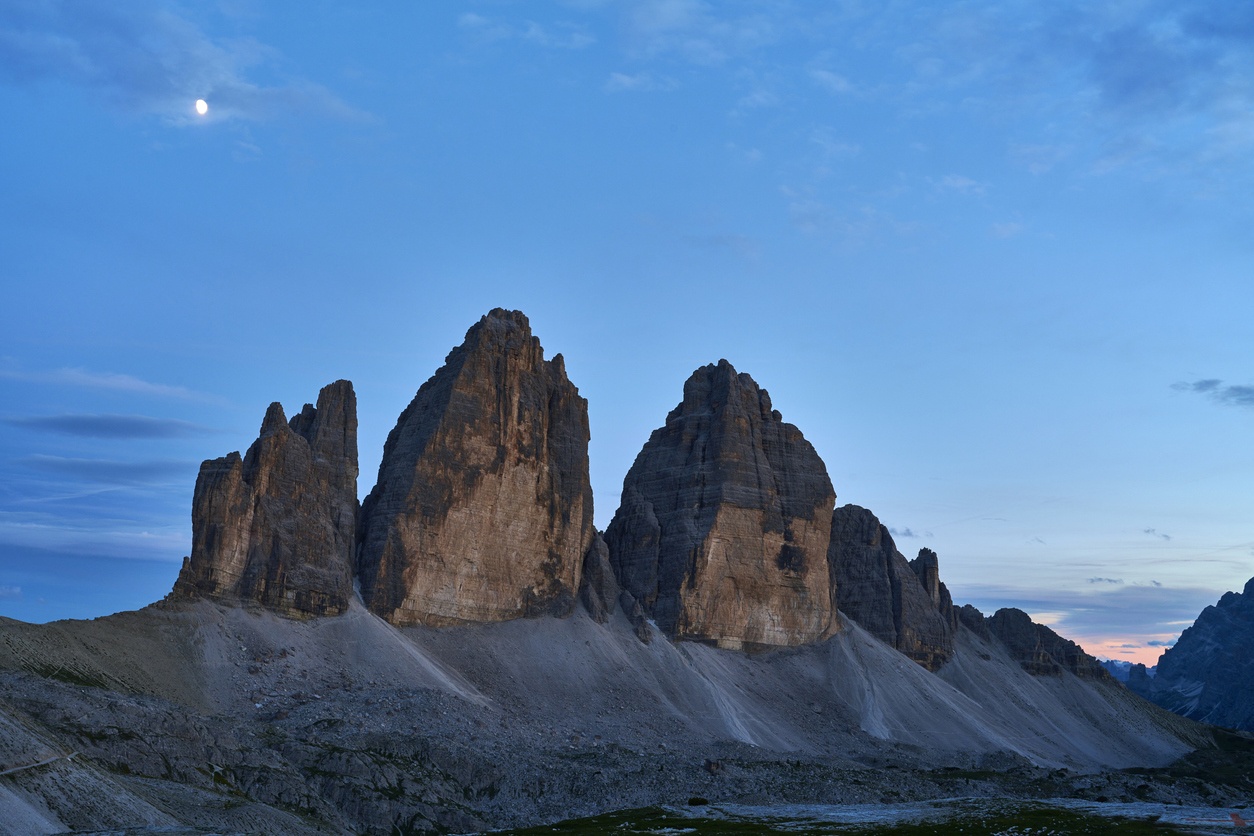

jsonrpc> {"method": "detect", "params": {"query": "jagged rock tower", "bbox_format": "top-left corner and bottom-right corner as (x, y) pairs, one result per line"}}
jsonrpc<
(357, 309), (595, 626)
(605, 360), (838, 648)
(827, 505), (955, 670)
(172, 380), (358, 617)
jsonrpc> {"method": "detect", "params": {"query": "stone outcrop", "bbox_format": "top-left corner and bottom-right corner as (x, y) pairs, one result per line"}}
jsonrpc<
(604, 360), (837, 649)
(578, 533), (618, 624)
(1130, 577), (1254, 731)
(357, 309), (594, 627)
(172, 380), (358, 617)
(985, 608), (1109, 679)
(828, 505), (954, 670)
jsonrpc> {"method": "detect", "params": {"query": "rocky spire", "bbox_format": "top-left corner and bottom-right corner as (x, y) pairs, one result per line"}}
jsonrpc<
(172, 380), (358, 617)
(828, 505), (953, 670)
(357, 309), (594, 626)
(605, 360), (838, 649)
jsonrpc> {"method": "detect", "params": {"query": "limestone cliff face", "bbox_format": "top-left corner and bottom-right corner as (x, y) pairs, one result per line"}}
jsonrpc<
(172, 380), (358, 617)
(828, 505), (953, 670)
(357, 309), (594, 627)
(985, 608), (1109, 679)
(605, 360), (837, 649)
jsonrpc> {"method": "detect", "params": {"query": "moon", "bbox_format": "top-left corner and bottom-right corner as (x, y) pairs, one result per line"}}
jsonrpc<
(195, 99), (209, 116)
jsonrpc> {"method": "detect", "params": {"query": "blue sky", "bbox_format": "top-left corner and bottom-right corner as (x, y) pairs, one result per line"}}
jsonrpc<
(2, 1), (1252, 663)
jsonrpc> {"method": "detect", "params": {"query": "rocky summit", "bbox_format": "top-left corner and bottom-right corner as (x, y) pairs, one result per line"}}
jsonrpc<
(357, 309), (595, 627)
(828, 505), (955, 670)
(605, 360), (837, 649)
(171, 380), (358, 618)
(1129, 576), (1254, 732)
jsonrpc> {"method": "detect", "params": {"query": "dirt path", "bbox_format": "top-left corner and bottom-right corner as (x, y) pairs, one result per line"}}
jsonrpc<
(0, 752), (77, 777)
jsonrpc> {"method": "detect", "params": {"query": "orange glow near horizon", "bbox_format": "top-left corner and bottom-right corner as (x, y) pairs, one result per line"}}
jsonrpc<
(1075, 636), (1175, 667)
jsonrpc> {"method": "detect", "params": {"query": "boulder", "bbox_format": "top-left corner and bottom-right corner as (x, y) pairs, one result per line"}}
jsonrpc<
(357, 309), (594, 626)
(605, 360), (837, 648)
(172, 380), (358, 617)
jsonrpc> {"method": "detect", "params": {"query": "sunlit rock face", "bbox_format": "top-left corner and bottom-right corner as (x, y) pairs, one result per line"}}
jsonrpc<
(172, 380), (358, 617)
(605, 360), (838, 649)
(357, 309), (594, 627)
(828, 505), (954, 670)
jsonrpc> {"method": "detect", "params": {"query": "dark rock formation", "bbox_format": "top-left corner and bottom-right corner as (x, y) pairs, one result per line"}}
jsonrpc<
(957, 604), (991, 641)
(909, 548), (957, 630)
(357, 309), (595, 627)
(172, 380), (358, 617)
(605, 360), (837, 648)
(985, 608), (1109, 679)
(1133, 577), (1254, 731)
(579, 533), (618, 624)
(828, 505), (954, 670)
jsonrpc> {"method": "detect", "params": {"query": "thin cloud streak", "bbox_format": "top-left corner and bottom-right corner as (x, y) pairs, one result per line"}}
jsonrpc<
(0, 367), (211, 401)
(5, 414), (213, 439)
(18, 455), (194, 485)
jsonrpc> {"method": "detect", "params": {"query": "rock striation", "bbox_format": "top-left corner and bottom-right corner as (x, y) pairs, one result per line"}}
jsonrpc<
(1130, 576), (1254, 732)
(357, 309), (594, 627)
(605, 360), (837, 648)
(172, 380), (358, 617)
(985, 608), (1109, 679)
(828, 505), (955, 670)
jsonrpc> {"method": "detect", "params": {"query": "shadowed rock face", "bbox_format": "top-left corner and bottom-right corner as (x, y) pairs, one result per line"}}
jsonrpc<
(605, 360), (837, 648)
(357, 309), (594, 627)
(172, 380), (358, 617)
(1130, 577), (1254, 731)
(985, 608), (1109, 679)
(828, 505), (953, 670)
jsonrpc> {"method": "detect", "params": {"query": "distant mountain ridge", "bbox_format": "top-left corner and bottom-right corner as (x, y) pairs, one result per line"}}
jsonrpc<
(1129, 576), (1254, 732)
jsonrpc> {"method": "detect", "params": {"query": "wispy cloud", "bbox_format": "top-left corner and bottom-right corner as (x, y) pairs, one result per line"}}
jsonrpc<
(622, 0), (780, 65)
(604, 71), (677, 93)
(1088, 577), (1123, 584)
(0, 367), (208, 400)
(0, 585), (20, 599)
(459, 13), (595, 50)
(889, 526), (918, 539)
(5, 414), (213, 439)
(934, 174), (986, 196)
(0, 511), (188, 562)
(18, 455), (194, 485)
(810, 68), (853, 94)
(1172, 378), (1254, 408)
(1143, 527), (1172, 542)
(0, 0), (359, 124)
